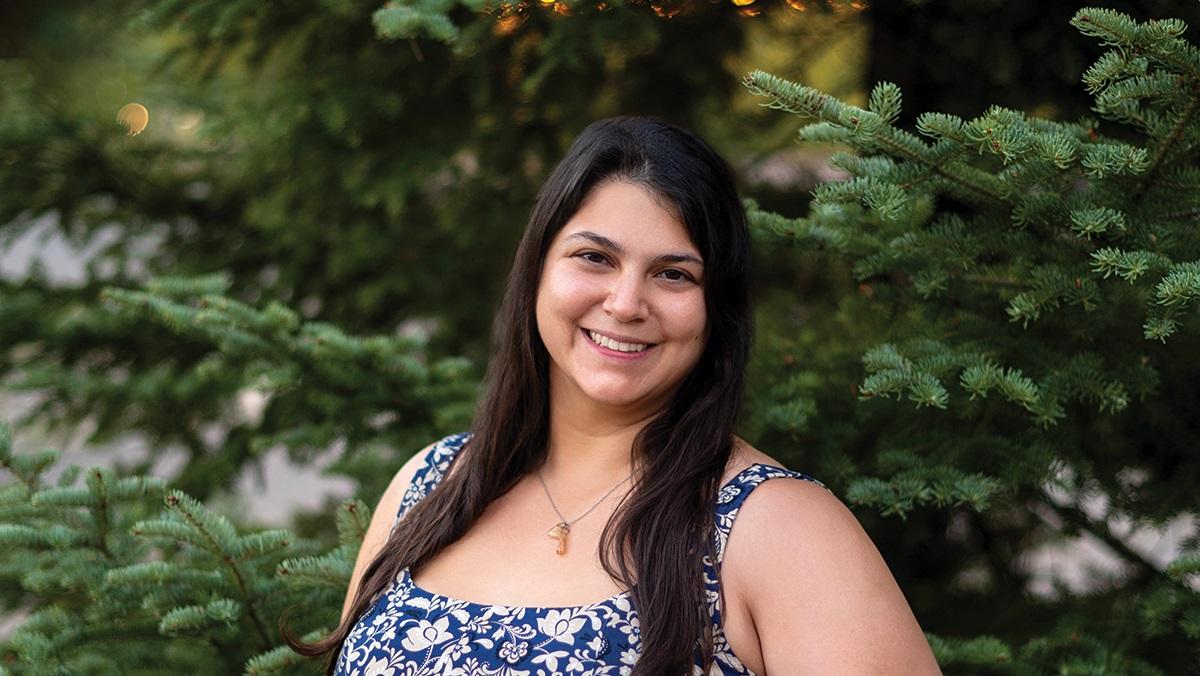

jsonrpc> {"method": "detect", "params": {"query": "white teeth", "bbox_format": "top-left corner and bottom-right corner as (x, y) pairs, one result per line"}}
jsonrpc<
(587, 330), (648, 353)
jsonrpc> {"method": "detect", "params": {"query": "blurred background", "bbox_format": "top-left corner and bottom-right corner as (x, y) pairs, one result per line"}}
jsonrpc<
(2, 0), (1198, 668)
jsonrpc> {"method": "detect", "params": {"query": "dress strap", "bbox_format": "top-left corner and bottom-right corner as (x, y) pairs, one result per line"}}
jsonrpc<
(391, 432), (471, 529)
(711, 464), (827, 567)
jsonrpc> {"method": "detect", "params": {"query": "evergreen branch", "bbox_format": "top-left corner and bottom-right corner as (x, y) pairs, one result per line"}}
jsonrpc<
(112, 476), (168, 499)
(245, 627), (328, 674)
(163, 491), (272, 650)
(335, 499), (371, 549)
(1162, 207), (1200, 221)
(743, 70), (1008, 206)
(162, 491), (239, 549)
(1090, 247), (1173, 281)
(104, 560), (227, 588)
(745, 204), (850, 251)
(1073, 10), (1200, 80)
(144, 272), (232, 299)
(868, 81), (903, 124)
(1166, 553), (1200, 580)
(7, 607), (80, 665)
(1153, 261), (1200, 308)
(28, 486), (92, 508)
(845, 465), (1001, 518)
(232, 530), (293, 562)
(0, 524), (46, 548)
(130, 517), (208, 548)
(851, 122), (1010, 208)
(1133, 81), (1200, 200)
(926, 633), (1012, 667)
(0, 423), (52, 493)
(1080, 142), (1149, 178)
(86, 468), (114, 560)
(958, 273), (1033, 290)
(277, 551), (353, 588)
(372, 1), (461, 44)
(159, 598), (242, 635)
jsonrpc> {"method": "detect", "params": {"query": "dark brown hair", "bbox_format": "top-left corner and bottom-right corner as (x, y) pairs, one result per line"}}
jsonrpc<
(285, 116), (752, 674)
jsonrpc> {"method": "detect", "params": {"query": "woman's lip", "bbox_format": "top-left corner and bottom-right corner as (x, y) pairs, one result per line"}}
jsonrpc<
(581, 327), (656, 359)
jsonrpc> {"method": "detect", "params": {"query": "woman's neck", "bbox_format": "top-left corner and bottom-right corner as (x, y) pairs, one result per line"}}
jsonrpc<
(538, 359), (683, 495)
(541, 399), (657, 494)
(543, 421), (639, 484)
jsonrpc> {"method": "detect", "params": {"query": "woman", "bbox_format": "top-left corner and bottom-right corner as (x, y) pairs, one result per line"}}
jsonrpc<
(288, 117), (940, 674)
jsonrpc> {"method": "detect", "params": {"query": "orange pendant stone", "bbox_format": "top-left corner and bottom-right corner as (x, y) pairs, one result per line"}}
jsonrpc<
(547, 522), (570, 555)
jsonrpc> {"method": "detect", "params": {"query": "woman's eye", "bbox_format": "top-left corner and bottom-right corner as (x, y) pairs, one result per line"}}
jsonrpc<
(574, 253), (693, 283)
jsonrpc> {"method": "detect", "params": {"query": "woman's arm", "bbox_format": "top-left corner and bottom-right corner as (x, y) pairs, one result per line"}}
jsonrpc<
(339, 441), (437, 624)
(724, 478), (942, 674)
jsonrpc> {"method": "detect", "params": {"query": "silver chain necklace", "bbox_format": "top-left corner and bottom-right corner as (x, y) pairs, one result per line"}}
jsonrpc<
(536, 469), (632, 556)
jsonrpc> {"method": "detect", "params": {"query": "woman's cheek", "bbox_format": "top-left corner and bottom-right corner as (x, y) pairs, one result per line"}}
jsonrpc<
(560, 272), (605, 309)
(665, 292), (708, 339)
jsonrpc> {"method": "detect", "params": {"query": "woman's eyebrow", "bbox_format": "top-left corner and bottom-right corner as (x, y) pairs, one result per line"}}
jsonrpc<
(563, 230), (704, 266)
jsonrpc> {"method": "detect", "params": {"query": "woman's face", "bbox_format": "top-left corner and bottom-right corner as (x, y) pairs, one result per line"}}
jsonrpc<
(535, 179), (709, 415)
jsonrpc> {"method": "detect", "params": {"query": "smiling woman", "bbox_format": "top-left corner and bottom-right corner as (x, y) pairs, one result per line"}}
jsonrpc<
(284, 117), (940, 675)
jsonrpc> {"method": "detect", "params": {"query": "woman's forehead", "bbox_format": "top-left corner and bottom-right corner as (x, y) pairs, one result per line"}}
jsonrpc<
(555, 181), (702, 259)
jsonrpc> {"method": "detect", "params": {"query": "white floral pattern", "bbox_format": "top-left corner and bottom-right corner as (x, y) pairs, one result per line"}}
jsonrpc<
(336, 433), (825, 675)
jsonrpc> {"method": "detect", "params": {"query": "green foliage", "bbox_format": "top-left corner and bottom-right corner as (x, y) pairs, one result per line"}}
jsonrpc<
(79, 275), (478, 499)
(276, 500), (369, 590)
(244, 629), (333, 675)
(372, 0), (466, 43)
(0, 420), (356, 674)
(926, 633), (1012, 669)
(745, 6), (1200, 671)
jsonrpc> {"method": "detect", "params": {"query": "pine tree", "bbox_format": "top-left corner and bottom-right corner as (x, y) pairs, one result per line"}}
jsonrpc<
(0, 277), (451, 672)
(0, 414), (370, 674)
(742, 7), (1199, 673)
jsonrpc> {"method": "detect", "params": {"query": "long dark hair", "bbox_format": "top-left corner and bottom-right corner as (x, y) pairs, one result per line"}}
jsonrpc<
(285, 116), (753, 674)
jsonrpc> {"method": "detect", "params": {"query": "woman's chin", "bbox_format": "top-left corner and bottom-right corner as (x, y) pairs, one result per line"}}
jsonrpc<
(576, 383), (650, 410)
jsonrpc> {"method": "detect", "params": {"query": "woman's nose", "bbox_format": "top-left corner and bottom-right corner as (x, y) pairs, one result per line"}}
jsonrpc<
(603, 273), (649, 322)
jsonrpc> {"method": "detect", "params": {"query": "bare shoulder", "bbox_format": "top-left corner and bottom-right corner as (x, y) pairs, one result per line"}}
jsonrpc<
(722, 438), (941, 674)
(724, 437), (852, 579)
(726, 468), (863, 573)
(723, 439), (866, 579)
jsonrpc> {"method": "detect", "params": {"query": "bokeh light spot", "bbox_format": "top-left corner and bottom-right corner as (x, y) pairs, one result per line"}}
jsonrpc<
(117, 103), (149, 136)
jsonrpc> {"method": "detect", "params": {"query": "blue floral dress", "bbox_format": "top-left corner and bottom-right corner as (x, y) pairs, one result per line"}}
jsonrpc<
(335, 433), (825, 675)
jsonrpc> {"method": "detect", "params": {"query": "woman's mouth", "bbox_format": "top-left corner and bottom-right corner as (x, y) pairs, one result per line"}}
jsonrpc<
(581, 327), (656, 359)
